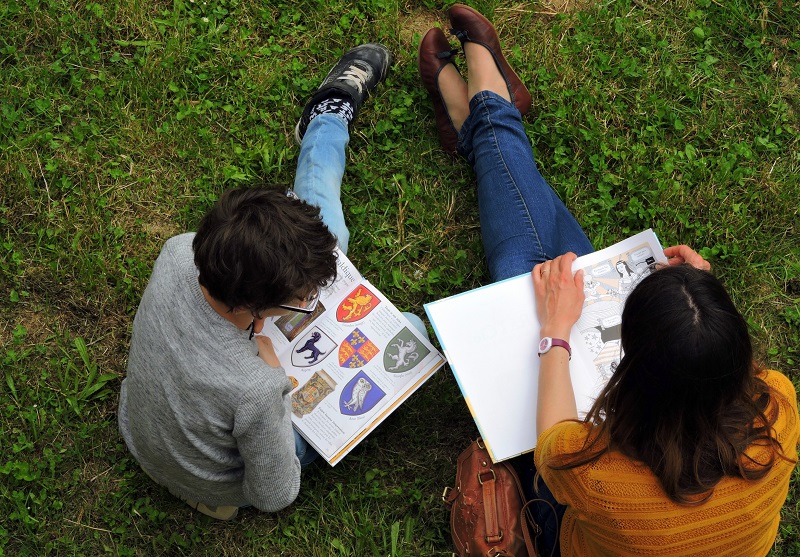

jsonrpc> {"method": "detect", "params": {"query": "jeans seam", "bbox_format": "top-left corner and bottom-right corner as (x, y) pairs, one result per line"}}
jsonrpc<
(479, 93), (544, 261)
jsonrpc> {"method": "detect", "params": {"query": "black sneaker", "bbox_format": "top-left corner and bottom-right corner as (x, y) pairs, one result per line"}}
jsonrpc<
(295, 43), (392, 143)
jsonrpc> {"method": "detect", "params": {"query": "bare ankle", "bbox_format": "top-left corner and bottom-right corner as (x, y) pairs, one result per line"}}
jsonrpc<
(437, 63), (470, 131)
(464, 42), (511, 103)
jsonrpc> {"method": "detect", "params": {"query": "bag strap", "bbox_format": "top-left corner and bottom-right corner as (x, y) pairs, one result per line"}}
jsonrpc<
(502, 461), (527, 504)
(479, 468), (504, 544)
(520, 498), (559, 557)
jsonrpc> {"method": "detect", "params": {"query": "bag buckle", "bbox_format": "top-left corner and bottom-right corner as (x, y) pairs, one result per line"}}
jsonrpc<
(477, 469), (496, 485)
(485, 530), (504, 543)
(442, 486), (453, 502)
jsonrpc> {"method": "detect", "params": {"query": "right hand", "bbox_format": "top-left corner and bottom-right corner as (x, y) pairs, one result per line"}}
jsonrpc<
(532, 253), (585, 339)
(663, 245), (711, 271)
(255, 335), (281, 368)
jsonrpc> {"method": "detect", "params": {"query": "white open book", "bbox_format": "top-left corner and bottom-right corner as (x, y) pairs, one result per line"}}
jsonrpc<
(424, 229), (666, 463)
(257, 250), (445, 465)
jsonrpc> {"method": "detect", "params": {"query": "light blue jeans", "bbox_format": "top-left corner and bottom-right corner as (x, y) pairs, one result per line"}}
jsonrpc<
(459, 92), (593, 281)
(292, 114), (428, 467)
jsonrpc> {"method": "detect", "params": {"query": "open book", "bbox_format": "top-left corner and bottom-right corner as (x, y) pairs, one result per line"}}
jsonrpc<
(424, 230), (667, 463)
(257, 250), (445, 465)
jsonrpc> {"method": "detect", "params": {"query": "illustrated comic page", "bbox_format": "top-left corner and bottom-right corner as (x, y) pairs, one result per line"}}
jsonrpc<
(575, 240), (662, 382)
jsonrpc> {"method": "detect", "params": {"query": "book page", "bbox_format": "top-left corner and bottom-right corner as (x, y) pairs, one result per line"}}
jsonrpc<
(260, 249), (362, 354)
(570, 231), (667, 384)
(424, 230), (666, 463)
(258, 250), (445, 465)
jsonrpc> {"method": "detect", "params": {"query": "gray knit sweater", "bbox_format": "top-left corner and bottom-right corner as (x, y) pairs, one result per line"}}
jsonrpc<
(118, 233), (300, 511)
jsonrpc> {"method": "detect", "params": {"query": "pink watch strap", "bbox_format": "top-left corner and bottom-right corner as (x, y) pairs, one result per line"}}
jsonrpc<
(538, 337), (572, 359)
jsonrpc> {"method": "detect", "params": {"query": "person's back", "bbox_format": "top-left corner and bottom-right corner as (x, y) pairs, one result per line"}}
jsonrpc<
(536, 369), (798, 556)
(120, 233), (301, 512)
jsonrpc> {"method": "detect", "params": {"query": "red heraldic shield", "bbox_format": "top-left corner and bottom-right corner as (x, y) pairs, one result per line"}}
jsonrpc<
(336, 285), (381, 322)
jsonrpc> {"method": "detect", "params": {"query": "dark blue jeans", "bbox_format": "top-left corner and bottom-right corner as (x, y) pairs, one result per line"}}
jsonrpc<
(459, 91), (593, 282)
(460, 92), (591, 555)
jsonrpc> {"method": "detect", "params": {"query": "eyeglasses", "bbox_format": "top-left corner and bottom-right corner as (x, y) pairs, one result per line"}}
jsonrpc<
(246, 289), (320, 340)
(277, 289), (320, 315)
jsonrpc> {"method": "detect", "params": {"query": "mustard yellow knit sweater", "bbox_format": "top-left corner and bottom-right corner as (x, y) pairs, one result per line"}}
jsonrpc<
(535, 370), (799, 557)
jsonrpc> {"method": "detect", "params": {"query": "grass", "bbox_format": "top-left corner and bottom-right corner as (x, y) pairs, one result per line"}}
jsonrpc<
(1, 0), (799, 554)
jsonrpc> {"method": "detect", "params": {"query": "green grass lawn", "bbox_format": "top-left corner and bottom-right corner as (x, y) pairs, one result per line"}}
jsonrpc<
(1, 0), (799, 554)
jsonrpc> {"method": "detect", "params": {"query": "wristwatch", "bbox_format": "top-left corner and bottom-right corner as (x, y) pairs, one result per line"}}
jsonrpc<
(538, 337), (572, 360)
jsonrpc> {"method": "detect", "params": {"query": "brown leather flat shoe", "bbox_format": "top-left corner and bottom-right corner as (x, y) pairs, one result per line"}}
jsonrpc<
(447, 3), (532, 115)
(418, 27), (460, 155)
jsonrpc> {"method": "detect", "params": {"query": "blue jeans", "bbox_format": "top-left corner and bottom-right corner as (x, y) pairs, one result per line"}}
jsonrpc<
(511, 454), (567, 557)
(293, 429), (319, 468)
(292, 114), (429, 465)
(459, 92), (593, 282)
(294, 114), (352, 254)
(461, 93), (593, 556)
(293, 113), (429, 339)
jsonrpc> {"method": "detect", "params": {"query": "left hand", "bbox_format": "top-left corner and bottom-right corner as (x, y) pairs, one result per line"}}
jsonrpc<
(532, 253), (585, 339)
(663, 245), (711, 271)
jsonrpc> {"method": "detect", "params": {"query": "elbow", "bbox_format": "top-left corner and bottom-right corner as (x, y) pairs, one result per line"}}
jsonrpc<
(255, 483), (300, 513)
(248, 466), (301, 513)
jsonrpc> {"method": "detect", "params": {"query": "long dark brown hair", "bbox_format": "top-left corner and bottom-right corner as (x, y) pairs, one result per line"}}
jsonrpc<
(545, 265), (791, 504)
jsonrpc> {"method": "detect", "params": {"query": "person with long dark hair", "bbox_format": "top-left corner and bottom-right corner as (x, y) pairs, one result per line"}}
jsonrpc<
(418, 5), (798, 555)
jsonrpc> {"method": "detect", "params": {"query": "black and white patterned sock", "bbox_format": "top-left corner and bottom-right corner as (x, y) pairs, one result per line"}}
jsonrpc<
(307, 97), (355, 126)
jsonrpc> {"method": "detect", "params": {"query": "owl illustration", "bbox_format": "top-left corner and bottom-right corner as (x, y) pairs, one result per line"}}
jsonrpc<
(343, 377), (372, 412)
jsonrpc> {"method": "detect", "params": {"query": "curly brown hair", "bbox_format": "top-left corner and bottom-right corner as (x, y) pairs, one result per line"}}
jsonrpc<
(193, 187), (338, 314)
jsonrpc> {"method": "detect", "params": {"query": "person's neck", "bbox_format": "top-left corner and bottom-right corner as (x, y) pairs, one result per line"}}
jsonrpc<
(200, 283), (252, 330)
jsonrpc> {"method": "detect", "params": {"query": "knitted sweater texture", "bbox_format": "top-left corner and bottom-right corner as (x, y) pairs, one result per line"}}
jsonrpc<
(118, 233), (300, 512)
(535, 370), (799, 557)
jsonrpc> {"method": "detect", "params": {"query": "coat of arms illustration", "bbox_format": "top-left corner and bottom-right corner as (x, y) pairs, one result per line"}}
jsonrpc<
(382, 327), (430, 373)
(338, 328), (379, 369)
(291, 370), (336, 418)
(336, 285), (381, 322)
(339, 371), (385, 416)
(291, 327), (336, 367)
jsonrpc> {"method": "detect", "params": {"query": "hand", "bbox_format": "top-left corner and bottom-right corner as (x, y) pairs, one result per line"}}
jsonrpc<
(663, 245), (711, 271)
(255, 335), (281, 368)
(532, 253), (585, 339)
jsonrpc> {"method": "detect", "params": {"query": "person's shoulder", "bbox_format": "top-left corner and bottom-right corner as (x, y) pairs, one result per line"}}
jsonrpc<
(152, 233), (197, 274)
(537, 420), (594, 456)
(760, 369), (798, 410)
(162, 232), (196, 255)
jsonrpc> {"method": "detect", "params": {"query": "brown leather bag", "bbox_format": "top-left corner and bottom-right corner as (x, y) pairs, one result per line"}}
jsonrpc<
(443, 439), (544, 557)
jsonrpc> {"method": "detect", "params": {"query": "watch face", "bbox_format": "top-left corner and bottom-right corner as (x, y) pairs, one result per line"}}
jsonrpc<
(539, 338), (551, 352)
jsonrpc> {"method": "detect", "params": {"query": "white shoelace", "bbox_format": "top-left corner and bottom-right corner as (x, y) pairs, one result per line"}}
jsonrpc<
(337, 65), (370, 94)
